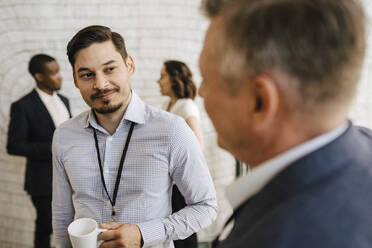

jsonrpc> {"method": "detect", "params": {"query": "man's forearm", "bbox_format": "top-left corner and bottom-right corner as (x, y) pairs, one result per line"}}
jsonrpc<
(137, 198), (217, 246)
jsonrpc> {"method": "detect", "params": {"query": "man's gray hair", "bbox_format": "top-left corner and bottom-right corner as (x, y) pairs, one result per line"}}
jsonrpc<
(203, 0), (366, 113)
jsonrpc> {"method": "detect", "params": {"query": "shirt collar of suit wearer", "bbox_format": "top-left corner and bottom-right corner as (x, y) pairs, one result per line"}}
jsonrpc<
(84, 89), (146, 131)
(226, 121), (349, 210)
(35, 86), (57, 100)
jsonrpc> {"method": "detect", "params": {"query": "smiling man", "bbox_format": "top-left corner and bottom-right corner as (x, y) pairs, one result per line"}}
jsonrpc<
(52, 25), (217, 248)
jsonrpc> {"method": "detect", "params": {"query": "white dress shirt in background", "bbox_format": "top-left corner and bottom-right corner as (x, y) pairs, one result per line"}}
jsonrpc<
(35, 87), (70, 127)
(162, 98), (200, 121)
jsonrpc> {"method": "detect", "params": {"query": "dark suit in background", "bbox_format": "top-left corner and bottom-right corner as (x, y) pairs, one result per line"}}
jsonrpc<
(7, 89), (71, 247)
(219, 124), (372, 248)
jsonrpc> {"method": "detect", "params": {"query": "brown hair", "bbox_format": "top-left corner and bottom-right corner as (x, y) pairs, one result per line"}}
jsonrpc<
(164, 60), (197, 99)
(67, 25), (128, 68)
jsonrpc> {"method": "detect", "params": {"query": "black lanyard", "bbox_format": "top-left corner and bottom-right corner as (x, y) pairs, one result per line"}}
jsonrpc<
(92, 121), (135, 219)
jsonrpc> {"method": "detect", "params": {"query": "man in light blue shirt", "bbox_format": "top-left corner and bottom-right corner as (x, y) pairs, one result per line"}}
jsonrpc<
(52, 25), (217, 248)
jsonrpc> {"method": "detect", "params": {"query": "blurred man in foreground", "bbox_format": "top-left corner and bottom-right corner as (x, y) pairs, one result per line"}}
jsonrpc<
(199, 0), (372, 247)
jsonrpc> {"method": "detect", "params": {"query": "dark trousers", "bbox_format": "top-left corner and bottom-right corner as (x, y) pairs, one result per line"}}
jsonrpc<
(31, 196), (52, 248)
(172, 186), (198, 248)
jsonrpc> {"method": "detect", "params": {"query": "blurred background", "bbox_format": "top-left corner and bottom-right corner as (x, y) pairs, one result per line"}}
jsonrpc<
(0, 0), (371, 247)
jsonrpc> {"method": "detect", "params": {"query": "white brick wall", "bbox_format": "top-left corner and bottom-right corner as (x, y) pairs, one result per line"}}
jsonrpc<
(0, 1), (235, 247)
(1, 1), (371, 247)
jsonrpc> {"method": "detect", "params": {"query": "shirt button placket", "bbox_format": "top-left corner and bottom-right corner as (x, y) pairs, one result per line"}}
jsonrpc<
(103, 136), (112, 185)
(103, 135), (112, 221)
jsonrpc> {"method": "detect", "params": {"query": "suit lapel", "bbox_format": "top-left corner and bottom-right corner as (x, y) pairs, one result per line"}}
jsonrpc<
(223, 124), (358, 245)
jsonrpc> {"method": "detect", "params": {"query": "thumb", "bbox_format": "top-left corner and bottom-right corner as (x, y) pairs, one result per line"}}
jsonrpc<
(99, 222), (123, 230)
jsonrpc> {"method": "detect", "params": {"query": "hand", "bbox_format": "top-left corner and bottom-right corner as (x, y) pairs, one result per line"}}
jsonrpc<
(99, 222), (142, 248)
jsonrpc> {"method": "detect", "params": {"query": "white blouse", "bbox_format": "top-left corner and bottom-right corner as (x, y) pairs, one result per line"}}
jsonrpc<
(163, 98), (200, 120)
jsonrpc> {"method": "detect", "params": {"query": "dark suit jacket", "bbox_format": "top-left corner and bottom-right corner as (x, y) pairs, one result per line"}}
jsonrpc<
(219, 124), (372, 248)
(7, 89), (71, 196)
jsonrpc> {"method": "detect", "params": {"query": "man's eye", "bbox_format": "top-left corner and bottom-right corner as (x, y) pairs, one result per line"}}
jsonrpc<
(80, 73), (94, 78)
(105, 67), (115, 73)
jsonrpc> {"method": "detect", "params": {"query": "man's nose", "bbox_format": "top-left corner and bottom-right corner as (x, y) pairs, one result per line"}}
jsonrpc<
(94, 73), (108, 90)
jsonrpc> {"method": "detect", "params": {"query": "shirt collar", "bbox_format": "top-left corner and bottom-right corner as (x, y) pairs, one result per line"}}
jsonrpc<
(35, 87), (57, 100)
(226, 121), (349, 210)
(84, 89), (146, 130)
(123, 90), (146, 125)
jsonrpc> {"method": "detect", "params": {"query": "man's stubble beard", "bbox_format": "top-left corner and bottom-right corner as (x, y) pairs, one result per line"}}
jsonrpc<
(94, 102), (123, 114)
(90, 88), (123, 114)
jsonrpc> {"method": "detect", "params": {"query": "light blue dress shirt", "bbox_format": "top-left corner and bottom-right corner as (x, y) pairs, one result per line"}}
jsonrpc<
(52, 91), (217, 248)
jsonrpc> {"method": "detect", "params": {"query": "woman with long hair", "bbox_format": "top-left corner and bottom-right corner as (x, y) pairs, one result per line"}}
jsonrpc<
(157, 60), (204, 148)
(157, 60), (205, 248)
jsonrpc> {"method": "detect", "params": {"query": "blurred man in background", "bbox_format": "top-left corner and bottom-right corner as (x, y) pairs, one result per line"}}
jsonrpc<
(7, 54), (71, 248)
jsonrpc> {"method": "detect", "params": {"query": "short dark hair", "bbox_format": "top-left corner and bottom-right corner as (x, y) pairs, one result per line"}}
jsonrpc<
(164, 60), (197, 100)
(206, 0), (366, 111)
(28, 54), (56, 77)
(67, 25), (128, 68)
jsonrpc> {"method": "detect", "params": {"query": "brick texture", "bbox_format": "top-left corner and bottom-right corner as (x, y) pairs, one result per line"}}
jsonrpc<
(0, 1), (235, 247)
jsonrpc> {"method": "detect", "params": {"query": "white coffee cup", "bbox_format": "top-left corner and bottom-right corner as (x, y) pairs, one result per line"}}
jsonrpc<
(68, 218), (107, 248)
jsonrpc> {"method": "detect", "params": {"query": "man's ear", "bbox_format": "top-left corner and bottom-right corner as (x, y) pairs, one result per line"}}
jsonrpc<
(34, 73), (43, 83)
(250, 74), (280, 126)
(125, 56), (135, 75)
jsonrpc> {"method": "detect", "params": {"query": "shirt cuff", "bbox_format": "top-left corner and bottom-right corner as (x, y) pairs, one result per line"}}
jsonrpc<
(136, 218), (166, 247)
